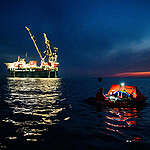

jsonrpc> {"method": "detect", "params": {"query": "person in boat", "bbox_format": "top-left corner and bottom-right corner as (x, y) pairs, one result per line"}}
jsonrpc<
(96, 88), (106, 101)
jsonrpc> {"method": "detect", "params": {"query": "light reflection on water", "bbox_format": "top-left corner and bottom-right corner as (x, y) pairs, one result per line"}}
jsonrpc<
(3, 78), (70, 143)
(104, 107), (142, 143)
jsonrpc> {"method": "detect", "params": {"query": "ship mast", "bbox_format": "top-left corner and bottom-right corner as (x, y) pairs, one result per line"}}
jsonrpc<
(25, 26), (45, 64)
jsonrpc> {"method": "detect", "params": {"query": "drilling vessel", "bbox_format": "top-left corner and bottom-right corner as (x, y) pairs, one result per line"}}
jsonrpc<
(5, 26), (59, 78)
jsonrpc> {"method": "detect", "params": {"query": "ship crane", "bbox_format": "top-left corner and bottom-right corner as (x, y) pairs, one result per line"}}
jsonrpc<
(43, 33), (58, 62)
(43, 33), (53, 62)
(25, 26), (45, 64)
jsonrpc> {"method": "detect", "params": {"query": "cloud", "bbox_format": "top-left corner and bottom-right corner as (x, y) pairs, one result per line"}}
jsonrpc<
(113, 72), (150, 77)
(106, 37), (150, 57)
(129, 39), (150, 52)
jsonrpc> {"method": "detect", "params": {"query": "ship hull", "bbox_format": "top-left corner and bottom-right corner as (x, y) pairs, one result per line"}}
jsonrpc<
(7, 69), (58, 78)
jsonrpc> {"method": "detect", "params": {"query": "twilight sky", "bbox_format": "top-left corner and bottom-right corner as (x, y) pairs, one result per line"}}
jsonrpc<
(1, 0), (150, 77)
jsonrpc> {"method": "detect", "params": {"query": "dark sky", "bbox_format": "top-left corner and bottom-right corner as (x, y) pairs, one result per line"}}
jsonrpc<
(1, 0), (150, 77)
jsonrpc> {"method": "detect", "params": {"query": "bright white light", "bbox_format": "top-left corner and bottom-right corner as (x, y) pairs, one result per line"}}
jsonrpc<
(121, 82), (125, 87)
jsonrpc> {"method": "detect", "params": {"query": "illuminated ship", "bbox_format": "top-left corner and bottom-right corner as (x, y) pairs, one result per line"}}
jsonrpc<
(5, 26), (59, 78)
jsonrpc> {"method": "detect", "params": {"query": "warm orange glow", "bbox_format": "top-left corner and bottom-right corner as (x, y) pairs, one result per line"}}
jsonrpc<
(113, 72), (150, 77)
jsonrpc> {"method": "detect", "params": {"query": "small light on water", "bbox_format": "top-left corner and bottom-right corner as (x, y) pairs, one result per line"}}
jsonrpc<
(26, 138), (38, 142)
(64, 117), (70, 121)
(6, 137), (17, 140)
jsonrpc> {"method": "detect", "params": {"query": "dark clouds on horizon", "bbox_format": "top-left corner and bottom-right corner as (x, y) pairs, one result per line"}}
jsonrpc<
(1, 0), (150, 77)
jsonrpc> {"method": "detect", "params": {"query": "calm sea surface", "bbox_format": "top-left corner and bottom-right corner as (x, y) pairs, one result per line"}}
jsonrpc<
(0, 77), (150, 150)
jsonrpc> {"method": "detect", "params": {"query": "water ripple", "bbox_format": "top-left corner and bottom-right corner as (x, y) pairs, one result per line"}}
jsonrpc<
(1, 78), (71, 147)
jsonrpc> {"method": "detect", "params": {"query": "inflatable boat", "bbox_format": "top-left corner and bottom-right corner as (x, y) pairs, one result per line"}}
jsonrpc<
(96, 83), (146, 106)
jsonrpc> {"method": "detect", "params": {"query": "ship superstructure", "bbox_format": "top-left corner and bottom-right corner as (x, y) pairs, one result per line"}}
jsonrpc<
(5, 26), (59, 78)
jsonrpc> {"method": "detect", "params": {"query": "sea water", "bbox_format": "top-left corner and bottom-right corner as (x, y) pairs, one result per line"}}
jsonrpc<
(0, 77), (150, 150)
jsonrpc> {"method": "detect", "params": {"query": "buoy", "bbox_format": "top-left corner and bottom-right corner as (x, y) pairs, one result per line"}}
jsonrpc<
(98, 77), (102, 83)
